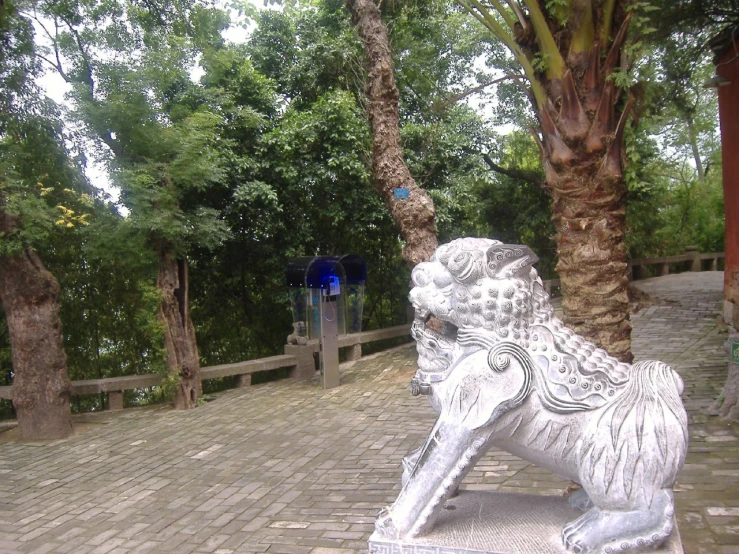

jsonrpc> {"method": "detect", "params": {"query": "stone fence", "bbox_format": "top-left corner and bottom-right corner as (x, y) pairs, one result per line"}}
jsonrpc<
(542, 248), (725, 297)
(0, 248), (723, 412)
(0, 324), (411, 411)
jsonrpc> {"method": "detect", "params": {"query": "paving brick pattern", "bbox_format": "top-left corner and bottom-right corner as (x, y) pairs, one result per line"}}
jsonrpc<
(0, 271), (737, 554)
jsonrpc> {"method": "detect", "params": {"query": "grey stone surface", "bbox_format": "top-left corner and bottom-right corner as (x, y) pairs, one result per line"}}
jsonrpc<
(369, 491), (683, 554)
(0, 270), (735, 554)
(383, 239), (687, 554)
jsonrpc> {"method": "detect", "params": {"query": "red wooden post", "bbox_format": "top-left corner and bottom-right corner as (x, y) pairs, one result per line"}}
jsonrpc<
(711, 30), (739, 330)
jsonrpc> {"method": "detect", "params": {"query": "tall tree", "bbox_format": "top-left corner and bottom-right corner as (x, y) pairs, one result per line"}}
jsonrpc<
(346, 0), (439, 265)
(26, 0), (230, 408)
(457, 0), (646, 361)
(0, 0), (80, 438)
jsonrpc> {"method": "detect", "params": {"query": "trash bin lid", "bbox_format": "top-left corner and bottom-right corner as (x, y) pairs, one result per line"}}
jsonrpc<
(338, 254), (366, 284)
(286, 256), (347, 290)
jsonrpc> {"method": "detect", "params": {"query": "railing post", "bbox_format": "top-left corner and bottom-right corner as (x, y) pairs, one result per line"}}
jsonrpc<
(285, 342), (319, 382)
(346, 343), (362, 361)
(711, 257), (718, 271)
(108, 391), (124, 411)
(658, 262), (669, 276)
(686, 246), (701, 272)
(236, 374), (252, 388)
(632, 264), (643, 281)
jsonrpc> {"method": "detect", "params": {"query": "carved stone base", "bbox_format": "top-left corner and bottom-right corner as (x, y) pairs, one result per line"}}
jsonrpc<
(368, 490), (683, 554)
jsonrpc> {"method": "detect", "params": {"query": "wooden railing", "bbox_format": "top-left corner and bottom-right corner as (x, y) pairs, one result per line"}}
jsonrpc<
(0, 324), (411, 410)
(543, 248), (725, 297)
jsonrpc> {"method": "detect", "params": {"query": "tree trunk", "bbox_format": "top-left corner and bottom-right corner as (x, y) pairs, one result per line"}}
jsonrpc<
(546, 150), (633, 363)
(535, 41), (635, 363)
(713, 40), (739, 420)
(346, 0), (438, 265)
(711, 329), (739, 420)
(0, 211), (73, 439)
(157, 248), (201, 409)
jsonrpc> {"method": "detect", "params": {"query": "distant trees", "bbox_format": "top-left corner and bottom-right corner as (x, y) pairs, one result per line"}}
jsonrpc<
(0, 0), (733, 428)
(28, 0), (232, 408)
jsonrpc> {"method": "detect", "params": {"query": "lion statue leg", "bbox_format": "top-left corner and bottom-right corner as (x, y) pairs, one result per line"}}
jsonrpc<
(376, 418), (490, 539)
(562, 489), (675, 553)
(376, 343), (535, 540)
(563, 360), (687, 553)
(400, 446), (422, 488)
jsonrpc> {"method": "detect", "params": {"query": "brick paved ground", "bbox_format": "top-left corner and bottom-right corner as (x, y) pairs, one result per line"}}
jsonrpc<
(0, 271), (736, 554)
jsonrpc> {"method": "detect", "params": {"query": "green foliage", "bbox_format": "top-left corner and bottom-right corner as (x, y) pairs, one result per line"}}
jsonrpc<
(473, 131), (556, 275)
(389, 1), (490, 119)
(51, 223), (168, 381)
(2, 0), (730, 420)
(625, 9), (725, 260)
(248, 4), (364, 108)
(400, 105), (495, 239)
(624, 125), (725, 259)
(156, 372), (182, 402)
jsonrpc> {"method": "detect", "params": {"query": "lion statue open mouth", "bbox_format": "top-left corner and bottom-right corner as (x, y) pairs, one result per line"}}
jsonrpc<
(376, 238), (688, 554)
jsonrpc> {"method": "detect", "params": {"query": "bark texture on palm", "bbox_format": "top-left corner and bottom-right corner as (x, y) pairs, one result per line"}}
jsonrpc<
(375, 238), (688, 554)
(537, 42), (635, 363)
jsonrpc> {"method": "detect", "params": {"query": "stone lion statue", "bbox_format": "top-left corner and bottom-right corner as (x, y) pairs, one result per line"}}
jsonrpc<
(375, 238), (688, 554)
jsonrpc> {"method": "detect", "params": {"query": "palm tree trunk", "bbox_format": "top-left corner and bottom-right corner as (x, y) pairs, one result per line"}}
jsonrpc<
(537, 50), (635, 362)
(549, 161), (632, 362)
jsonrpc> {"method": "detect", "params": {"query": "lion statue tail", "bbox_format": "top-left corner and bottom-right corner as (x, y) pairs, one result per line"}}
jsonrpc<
(579, 361), (688, 508)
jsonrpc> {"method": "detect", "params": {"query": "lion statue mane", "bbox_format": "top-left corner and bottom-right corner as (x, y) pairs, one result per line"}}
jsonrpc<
(375, 238), (688, 554)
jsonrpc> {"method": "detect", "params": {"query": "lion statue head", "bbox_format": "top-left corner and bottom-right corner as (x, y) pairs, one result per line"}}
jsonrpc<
(409, 238), (633, 408)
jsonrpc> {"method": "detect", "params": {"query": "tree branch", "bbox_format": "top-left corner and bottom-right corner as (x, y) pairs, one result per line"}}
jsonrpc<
(475, 0), (517, 30)
(520, 0), (566, 78)
(600, 0), (617, 45)
(504, 0), (528, 30)
(433, 74), (518, 111)
(457, 0), (547, 107)
(56, 13), (95, 95)
(482, 152), (543, 187)
(36, 54), (71, 82)
(20, 10), (71, 82)
(569, 0), (595, 56)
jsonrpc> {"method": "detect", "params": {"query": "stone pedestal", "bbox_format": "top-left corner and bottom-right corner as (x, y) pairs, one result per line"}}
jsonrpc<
(368, 490), (683, 554)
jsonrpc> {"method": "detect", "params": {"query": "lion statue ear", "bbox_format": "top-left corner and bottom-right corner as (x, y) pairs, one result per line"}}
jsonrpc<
(485, 245), (539, 279)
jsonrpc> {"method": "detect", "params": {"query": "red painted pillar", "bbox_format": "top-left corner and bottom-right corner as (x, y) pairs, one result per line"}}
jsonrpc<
(714, 31), (739, 329)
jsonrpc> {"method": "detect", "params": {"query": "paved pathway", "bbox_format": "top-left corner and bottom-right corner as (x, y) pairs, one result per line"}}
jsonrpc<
(0, 272), (737, 554)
